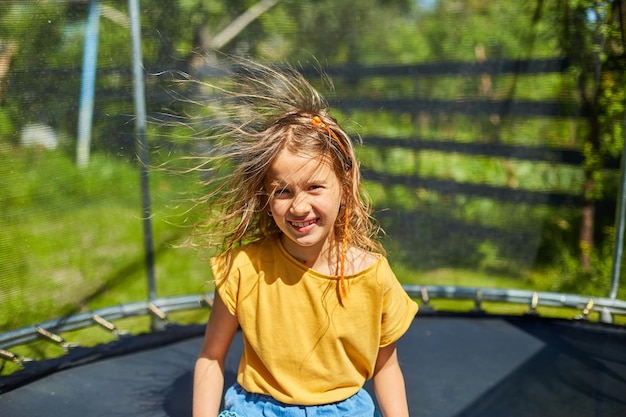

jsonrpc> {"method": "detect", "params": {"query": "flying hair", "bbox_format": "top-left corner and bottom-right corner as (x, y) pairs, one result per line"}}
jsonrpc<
(176, 57), (385, 293)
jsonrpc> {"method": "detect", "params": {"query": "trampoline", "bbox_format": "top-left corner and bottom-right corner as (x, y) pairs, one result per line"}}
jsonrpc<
(2, 306), (626, 417)
(3, 2), (626, 417)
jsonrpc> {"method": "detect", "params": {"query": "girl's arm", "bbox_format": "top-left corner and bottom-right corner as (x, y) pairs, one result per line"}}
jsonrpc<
(373, 343), (410, 417)
(193, 292), (239, 417)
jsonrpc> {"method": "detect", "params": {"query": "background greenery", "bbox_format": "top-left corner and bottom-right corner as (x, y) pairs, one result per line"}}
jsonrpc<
(1, 0), (625, 372)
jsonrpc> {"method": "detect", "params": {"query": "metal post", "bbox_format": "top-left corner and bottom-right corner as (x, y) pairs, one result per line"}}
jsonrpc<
(128, 0), (158, 323)
(609, 111), (626, 301)
(76, 1), (100, 168)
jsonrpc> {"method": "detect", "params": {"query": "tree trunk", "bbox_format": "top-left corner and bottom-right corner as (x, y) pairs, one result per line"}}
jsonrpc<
(580, 177), (595, 271)
(0, 42), (17, 98)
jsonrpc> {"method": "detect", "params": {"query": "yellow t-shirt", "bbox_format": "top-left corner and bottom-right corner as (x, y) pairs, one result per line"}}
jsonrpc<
(211, 235), (418, 406)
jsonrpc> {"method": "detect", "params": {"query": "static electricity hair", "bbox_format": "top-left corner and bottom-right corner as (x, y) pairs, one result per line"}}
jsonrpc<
(180, 58), (385, 263)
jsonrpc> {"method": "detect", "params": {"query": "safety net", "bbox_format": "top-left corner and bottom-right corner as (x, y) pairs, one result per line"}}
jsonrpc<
(1, 1), (626, 416)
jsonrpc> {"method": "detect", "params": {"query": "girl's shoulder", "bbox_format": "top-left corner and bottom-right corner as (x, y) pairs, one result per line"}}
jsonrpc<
(347, 247), (385, 275)
(226, 236), (278, 258)
(212, 237), (278, 271)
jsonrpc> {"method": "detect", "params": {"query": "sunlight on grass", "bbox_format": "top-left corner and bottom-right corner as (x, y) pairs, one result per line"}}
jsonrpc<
(395, 265), (536, 290)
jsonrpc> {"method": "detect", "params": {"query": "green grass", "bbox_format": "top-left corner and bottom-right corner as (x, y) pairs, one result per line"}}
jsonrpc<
(0, 144), (211, 328)
(397, 266), (534, 288)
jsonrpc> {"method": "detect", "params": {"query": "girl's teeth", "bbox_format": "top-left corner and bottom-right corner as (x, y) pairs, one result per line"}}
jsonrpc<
(293, 220), (314, 227)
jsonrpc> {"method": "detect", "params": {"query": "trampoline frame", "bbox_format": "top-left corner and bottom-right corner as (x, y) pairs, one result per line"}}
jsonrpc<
(2, 285), (626, 368)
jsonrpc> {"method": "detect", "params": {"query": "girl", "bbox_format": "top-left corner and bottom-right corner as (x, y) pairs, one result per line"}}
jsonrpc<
(190, 59), (418, 417)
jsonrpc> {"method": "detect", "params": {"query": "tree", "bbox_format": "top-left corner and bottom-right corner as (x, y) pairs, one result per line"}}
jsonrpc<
(550, 0), (625, 272)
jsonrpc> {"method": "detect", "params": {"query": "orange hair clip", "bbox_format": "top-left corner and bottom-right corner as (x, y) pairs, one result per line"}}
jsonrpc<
(312, 115), (348, 156)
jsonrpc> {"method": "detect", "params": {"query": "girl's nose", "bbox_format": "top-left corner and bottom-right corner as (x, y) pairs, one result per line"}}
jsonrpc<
(290, 192), (310, 215)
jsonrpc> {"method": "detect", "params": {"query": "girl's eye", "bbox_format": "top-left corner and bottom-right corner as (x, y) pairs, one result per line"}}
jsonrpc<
(273, 188), (290, 198)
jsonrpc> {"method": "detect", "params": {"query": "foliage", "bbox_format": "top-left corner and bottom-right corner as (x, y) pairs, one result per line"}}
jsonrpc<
(0, 0), (625, 338)
(1, 4), (79, 140)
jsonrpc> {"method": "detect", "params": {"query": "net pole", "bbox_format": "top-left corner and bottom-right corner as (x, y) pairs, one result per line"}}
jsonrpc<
(605, 0), (626, 318)
(76, 0), (100, 168)
(609, 108), (626, 301)
(128, 0), (157, 311)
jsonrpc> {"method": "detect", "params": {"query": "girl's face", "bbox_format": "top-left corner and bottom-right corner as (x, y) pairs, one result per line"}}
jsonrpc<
(264, 148), (343, 263)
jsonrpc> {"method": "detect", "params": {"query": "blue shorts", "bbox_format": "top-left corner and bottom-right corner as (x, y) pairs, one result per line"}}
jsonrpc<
(218, 382), (381, 417)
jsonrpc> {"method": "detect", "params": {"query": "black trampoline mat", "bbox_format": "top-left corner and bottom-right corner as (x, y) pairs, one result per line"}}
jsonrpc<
(1, 314), (625, 417)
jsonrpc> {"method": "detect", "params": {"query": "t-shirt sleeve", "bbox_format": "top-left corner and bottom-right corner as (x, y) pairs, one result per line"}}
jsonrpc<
(210, 252), (240, 316)
(378, 259), (419, 347)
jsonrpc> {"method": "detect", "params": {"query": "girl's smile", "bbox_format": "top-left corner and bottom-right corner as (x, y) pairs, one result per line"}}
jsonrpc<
(290, 218), (317, 232)
(264, 148), (343, 267)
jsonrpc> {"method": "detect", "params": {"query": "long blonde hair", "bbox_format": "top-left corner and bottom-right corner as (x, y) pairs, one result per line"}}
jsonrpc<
(178, 58), (384, 262)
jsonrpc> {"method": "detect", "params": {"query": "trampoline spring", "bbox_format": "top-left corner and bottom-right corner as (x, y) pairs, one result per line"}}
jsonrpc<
(148, 303), (168, 321)
(0, 349), (32, 366)
(472, 290), (485, 313)
(202, 294), (214, 308)
(35, 327), (78, 350)
(527, 292), (539, 315)
(92, 314), (127, 336)
(419, 287), (434, 312)
(576, 298), (594, 320)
